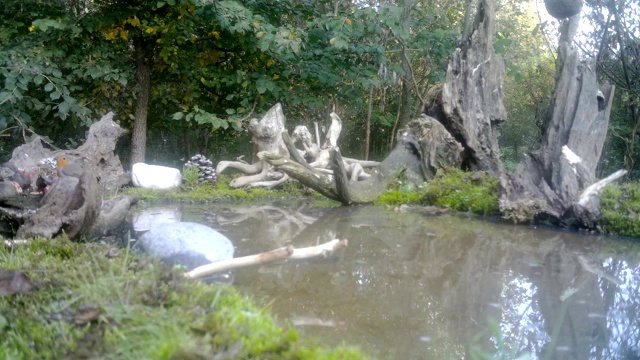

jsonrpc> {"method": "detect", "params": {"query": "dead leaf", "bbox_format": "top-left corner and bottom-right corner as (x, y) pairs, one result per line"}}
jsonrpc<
(75, 304), (101, 325)
(0, 270), (33, 296)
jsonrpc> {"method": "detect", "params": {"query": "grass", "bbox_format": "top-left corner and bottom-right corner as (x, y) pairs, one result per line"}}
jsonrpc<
(121, 174), (332, 206)
(0, 237), (369, 359)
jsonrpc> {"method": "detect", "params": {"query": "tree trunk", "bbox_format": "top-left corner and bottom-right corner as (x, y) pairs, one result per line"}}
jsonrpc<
(130, 45), (151, 167)
(499, 15), (619, 227)
(364, 86), (374, 160)
(425, 0), (506, 175)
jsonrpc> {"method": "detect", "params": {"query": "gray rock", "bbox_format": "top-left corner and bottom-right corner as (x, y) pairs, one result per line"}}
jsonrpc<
(137, 222), (234, 269)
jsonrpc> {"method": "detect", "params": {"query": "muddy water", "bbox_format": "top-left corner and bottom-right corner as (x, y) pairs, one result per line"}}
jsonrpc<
(134, 202), (640, 359)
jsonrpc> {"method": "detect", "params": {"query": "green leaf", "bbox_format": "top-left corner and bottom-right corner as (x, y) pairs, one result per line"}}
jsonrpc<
(44, 83), (54, 92)
(51, 68), (62, 78)
(157, 1), (166, 8)
(172, 112), (184, 120)
(58, 101), (69, 115)
(34, 75), (45, 85)
(50, 91), (61, 100)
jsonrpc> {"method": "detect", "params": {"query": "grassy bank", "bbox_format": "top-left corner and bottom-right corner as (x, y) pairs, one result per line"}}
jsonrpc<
(0, 238), (368, 359)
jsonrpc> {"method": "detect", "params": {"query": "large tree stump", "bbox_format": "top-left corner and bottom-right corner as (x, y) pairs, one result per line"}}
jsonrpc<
(426, 0), (506, 175)
(499, 16), (619, 226)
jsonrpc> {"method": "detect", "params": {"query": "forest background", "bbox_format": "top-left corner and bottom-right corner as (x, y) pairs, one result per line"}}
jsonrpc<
(1, 0), (638, 180)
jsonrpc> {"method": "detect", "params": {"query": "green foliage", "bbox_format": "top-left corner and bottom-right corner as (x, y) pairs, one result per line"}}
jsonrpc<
(421, 168), (500, 216)
(600, 182), (640, 237)
(181, 164), (200, 188)
(496, 1), (555, 169)
(0, 236), (369, 359)
(376, 189), (424, 205)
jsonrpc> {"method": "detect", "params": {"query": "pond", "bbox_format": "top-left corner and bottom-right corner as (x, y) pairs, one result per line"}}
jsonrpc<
(131, 202), (640, 359)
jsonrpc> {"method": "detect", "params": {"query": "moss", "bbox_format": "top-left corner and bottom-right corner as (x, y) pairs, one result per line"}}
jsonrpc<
(376, 189), (424, 205)
(0, 238), (370, 359)
(375, 168), (500, 216)
(122, 174), (324, 205)
(599, 181), (640, 237)
(419, 168), (500, 216)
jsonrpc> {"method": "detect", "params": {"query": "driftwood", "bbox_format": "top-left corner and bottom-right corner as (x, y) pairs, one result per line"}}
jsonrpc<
(2, 112), (136, 240)
(185, 239), (348, 279)
(15, 167), (101, 240)
(499, 15), (619, 227)
(262, 115), (463, 205)
(217, 104), (379, 188)
(216, 103), (289, 188)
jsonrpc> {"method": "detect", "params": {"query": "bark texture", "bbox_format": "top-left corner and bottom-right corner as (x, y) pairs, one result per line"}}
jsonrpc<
(2, 112), (135, 240)
(425, 0), (506, 176)
(499, 16), (618, 226)
(130, 47), (151, 167)
(216, 103), (289, 188)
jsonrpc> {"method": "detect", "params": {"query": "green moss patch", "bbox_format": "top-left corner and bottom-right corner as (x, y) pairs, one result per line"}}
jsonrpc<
(376, 168), (500, 216)
(420, 169), (499, 216)
(0, 238), (369, 359)
(600, 181), (640, 238)
(122, 174), (329, 206)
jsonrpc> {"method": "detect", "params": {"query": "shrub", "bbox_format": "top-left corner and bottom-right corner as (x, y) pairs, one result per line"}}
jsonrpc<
(420, 168), (500, 216)
(600, 181), (640, 237)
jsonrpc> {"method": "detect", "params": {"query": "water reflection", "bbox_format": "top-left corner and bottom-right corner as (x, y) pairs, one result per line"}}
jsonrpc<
(135, 203), (640, 359)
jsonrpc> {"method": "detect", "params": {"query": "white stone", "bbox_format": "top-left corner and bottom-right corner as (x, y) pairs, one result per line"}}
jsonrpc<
(131, 162), (182, 189)
(137, 222), (234, 269)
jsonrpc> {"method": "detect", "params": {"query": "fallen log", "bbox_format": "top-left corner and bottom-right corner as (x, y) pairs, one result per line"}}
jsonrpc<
(185, 239), (348, 279)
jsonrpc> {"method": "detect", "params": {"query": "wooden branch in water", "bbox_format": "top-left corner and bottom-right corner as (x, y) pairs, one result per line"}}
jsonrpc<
(185, 239), (348, 279)
(577, 169), (627, 206)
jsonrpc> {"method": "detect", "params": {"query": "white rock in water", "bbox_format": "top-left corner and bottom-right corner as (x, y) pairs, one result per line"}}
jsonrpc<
(132, 162), (182, 189)
(137, 222), (234, 269)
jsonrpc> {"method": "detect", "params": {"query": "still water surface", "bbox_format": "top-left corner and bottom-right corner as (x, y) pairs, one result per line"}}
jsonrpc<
(134, 202), (640, 359)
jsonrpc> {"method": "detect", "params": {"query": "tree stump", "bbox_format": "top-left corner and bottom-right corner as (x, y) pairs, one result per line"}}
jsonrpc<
(499, 15), (619, 227)
(426, 0), (506, 176)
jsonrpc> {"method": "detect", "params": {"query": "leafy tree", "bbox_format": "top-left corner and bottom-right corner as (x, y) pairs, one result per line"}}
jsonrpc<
(495, 0), (556, 171)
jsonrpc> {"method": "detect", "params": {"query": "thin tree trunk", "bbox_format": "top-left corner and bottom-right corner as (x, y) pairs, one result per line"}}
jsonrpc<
(389, 89), (403, 151)
(364, 86), (374, 160)
(130, 46), (151, 167)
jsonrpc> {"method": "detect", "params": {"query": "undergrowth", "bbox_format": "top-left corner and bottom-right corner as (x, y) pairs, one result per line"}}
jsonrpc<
(599, 181), (640, 237)
(0, 237), (368, 359)
(376, 168), (500, 216)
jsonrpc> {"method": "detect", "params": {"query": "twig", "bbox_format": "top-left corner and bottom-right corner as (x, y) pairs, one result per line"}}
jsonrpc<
(185, 239), (348, 279)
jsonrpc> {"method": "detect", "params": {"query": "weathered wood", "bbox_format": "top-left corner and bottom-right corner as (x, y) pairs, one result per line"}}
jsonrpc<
(216, 103), (289, 188)
(263, 115), (464, 204)
(499, 15), (619, 226)
(90, 195), (140, 238)
(15, 168), (100, 240)
(436, 0), (506, 175)
(258, 151), (341, 201)
(185, 239), (348, 279)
